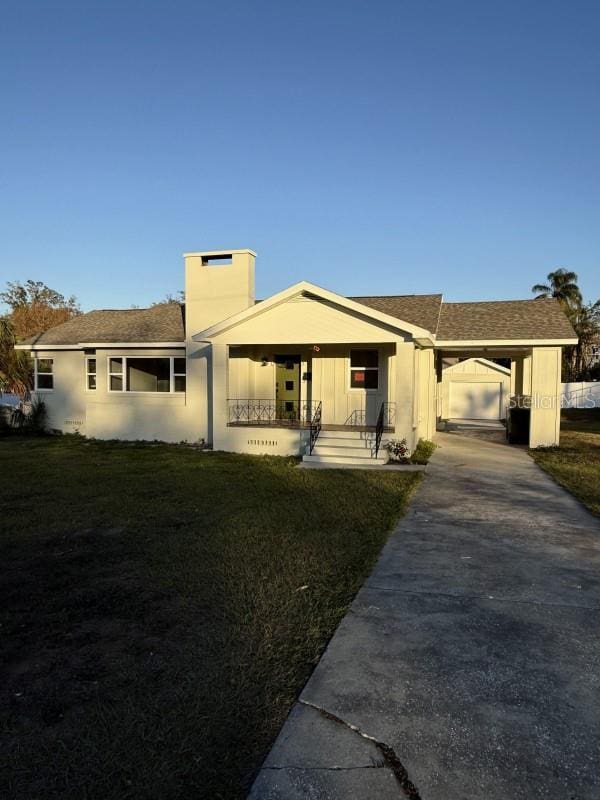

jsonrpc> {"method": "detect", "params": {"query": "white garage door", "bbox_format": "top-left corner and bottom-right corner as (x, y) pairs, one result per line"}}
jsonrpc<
(448, 381), (503, 420)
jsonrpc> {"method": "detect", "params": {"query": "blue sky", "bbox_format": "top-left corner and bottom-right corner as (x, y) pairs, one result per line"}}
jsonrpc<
(1, 0), (599, 312)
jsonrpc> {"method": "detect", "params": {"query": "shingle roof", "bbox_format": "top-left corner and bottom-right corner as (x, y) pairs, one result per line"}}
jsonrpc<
(23, 303), (185, 345)
(436, 298), (576, 341)
(350, 294), (443, 334)
(23, 293), (576, 346)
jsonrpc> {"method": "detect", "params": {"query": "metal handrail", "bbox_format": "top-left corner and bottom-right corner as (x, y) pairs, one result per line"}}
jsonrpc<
(309, 401), (322, 454)
(374, 402), (385, 458)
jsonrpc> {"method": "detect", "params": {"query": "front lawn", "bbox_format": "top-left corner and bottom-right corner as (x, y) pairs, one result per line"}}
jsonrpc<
(530, 409), (600, 515)
(0, 437), (420, 800)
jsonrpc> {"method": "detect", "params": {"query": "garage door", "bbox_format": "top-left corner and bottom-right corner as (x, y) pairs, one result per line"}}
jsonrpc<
(448, 381), (503, 420)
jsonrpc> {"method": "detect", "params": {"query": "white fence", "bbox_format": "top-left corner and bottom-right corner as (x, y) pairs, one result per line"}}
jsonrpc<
(561, 382), (600, 409)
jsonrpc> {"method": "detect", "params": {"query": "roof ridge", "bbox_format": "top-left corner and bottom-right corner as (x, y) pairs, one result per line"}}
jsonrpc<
(442, 297), (556, 306)
(349, 292), (443, 299)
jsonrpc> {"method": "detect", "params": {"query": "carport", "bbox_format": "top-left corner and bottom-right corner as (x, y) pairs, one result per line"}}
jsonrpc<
(435, 345), (562, 446)
(433, 298), (579, 447)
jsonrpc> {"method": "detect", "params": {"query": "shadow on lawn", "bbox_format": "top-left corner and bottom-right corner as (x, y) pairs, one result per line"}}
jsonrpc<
(1, 439), (419, 800)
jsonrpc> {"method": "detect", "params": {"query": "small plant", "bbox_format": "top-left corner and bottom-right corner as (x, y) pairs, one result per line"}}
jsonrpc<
(410, 438), (436, 464)
(7, 398), (48, 435)
(386, 438), (410, 463)
(26, 398), (48, 433)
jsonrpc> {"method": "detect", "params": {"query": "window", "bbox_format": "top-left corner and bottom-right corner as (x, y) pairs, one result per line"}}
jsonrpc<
(109, 357), (124, 391)
(107, 356), (186, 393)
(350, 349), (379, 389)
(86, 357), (97, 390)
(35, 358), (54, 391)
(173, 357), (186, 392)
(285, 380), (294, 391)
(127, 357), (170, 392)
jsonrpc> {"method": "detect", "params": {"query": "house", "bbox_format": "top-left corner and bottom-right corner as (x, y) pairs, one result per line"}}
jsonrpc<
(17, 248), (577, 464)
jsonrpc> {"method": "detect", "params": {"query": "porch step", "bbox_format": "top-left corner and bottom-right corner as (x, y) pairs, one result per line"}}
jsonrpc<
(317, 428), (373, 440)
(303, 453), (389, 466)
(303, 426), (388, 466)
(311, 444), (377, 458)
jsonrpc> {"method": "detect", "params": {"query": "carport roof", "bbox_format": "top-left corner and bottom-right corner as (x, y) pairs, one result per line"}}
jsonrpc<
(436, 298), (576, 341)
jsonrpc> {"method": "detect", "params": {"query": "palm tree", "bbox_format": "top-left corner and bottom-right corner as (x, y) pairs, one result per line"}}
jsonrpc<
(570, 300), (600, 378)
(0, 317), (32, 397)
(532, 268), (582, 309)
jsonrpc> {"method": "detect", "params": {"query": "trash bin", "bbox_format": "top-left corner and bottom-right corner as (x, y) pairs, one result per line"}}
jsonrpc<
(507, 397), (530, 445)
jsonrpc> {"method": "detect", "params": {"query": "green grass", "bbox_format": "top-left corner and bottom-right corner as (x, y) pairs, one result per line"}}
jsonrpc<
(0, 436), (420, 800)
(530, 409), (600, 516)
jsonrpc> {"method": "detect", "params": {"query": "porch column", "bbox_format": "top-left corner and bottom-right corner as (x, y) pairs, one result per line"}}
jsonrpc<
(394, 340), (416, 449)
(512, 357), (524, 395)
(529, 346), (561, 447)
(415, 347), (435, 441)
(211, 342), (229, 451)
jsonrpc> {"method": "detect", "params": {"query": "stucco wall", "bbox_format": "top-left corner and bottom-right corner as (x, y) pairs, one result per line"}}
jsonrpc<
(32, 346), (209, 443)
(31, 349), (87, 434)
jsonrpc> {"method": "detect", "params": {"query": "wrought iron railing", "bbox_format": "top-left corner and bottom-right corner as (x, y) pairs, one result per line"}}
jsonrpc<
(309, 401), (323, 454)
(375, 401), (386, 457)
(343, 402), (396, 429)
(227, 399), (320, 427)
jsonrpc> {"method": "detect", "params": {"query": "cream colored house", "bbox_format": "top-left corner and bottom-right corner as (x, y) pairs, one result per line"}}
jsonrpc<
(17, 249), (577, 465)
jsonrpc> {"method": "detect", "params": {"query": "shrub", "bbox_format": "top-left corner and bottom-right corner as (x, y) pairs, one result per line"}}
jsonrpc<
(386, 438), (410, 463)
(4, 398), (48, 435)
(410, 438), (436, 464)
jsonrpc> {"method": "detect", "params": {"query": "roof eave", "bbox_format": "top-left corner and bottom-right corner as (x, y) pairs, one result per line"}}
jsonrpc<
(15, 341), (185, 350)
(435, 338), (578, 347)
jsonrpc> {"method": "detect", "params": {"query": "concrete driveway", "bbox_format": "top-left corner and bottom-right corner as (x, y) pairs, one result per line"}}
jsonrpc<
(250, 432), (600, 800)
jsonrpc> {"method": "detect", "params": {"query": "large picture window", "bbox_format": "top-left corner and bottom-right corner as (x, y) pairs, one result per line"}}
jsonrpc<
(349, 349), (379, 389)
(107, 356), (186, 393)
(34, 358), (54, 391)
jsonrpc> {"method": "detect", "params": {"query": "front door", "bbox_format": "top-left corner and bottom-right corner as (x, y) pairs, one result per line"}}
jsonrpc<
(275, 355), (301, 421)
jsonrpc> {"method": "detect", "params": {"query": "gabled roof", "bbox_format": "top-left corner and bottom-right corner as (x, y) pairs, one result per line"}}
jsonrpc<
(436, 298), (576, 342)
(21, 303), (185, 346)
(443, 357), (512, 375)
(193, 281), (434, 342)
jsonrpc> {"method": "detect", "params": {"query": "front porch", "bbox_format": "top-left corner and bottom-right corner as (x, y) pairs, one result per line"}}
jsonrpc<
(226, 397), (395, 432)
(211, 340), (419, 458)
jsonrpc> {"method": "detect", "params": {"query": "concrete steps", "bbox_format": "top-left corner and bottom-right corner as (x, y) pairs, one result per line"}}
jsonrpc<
(302, 429), (388, 467)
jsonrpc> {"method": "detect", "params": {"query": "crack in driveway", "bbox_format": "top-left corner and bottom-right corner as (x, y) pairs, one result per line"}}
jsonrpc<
(298, 699), (422, 799)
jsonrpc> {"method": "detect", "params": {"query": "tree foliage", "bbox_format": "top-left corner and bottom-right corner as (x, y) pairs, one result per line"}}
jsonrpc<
(532, 268), (599, 380)
(0, 317), (32, 396)
(150, 291), (185, 307)
(0, 280), (80, 340)
(531, 268), (582, 309)
(0, 280), (81, 395)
